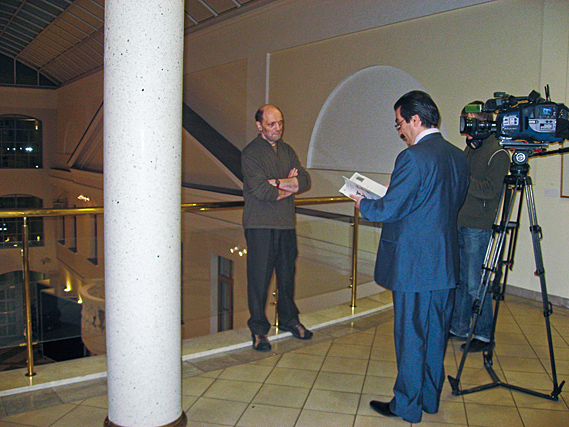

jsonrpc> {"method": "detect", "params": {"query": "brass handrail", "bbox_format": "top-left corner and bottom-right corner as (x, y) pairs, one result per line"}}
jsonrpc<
(0, 196), (352, 217)
(0, 195), (360, 377)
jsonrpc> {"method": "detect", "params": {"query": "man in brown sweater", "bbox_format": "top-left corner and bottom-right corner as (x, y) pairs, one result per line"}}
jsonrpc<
(241, 104), (312, 351)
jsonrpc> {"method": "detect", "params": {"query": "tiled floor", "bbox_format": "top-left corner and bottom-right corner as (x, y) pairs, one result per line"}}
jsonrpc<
(0, 294), (568, 426)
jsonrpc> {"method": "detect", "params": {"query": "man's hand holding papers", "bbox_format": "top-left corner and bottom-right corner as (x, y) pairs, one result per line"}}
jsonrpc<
(339, 172), (388, 204)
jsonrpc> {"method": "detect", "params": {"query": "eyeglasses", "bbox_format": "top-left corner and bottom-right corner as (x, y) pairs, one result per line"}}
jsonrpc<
(394, 118), (405, 131)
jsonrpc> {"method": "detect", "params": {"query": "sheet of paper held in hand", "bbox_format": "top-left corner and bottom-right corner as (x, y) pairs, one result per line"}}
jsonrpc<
(339, 172), (388, 201)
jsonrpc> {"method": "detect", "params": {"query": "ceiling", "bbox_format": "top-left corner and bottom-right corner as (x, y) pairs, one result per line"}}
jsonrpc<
(0, 0), (267, 87)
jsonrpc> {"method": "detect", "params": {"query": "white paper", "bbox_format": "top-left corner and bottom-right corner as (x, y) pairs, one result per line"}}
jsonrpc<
(339, 172), (387, 201)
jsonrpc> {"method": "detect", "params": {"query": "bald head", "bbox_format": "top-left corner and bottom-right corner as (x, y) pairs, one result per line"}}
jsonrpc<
(255, 104), (284, 144)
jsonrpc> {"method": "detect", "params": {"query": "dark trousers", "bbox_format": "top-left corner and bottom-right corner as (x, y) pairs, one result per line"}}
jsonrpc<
(244, 228), (300, 335)
(390, 288), (454, 423)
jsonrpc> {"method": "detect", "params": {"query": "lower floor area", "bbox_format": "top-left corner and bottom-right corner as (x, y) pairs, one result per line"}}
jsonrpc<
(0, 294), (568, 426)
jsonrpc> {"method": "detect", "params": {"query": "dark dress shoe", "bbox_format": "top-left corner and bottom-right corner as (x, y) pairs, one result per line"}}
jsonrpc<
(460, 338), (490, 353)
(279, 323), (313, 340)
(369, 400), (396, 417)
(252, 334), (271, 352)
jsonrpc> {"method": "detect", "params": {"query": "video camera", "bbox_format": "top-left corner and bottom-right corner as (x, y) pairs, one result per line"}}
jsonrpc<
(460, 90), (569, 156)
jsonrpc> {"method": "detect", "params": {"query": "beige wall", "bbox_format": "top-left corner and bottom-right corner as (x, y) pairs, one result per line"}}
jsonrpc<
(182, 0), (569, 301)
(1, 0), (568, 339)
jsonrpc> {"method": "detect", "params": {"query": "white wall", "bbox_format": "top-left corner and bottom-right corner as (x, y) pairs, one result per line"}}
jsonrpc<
(182, 0), (569, 302)
(1, 0), (568, 330)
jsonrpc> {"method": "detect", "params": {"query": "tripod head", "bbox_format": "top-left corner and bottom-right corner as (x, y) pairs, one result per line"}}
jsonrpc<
(509, 161), (530, 178)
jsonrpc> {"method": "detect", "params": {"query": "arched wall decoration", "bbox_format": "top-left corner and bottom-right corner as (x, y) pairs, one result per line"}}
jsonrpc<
(307, 65), (446, 174)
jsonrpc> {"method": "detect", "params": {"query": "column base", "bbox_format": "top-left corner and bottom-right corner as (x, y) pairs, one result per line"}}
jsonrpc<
(104, 412), (187, 427)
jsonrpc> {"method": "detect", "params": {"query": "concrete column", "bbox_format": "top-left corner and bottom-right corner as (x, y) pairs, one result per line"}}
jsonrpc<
(103, 1), (185, 426)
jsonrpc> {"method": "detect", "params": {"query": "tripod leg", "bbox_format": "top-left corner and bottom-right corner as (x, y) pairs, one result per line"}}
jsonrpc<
(523, 178), (565, 399)
(449, 179), (517, 395)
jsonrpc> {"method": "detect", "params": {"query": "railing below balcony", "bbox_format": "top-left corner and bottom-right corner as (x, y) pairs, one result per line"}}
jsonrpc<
(0, 195), (379, 377)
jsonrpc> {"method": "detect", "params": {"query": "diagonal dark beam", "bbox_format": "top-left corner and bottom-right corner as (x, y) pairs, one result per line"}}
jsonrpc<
(182, 103), (243, 182)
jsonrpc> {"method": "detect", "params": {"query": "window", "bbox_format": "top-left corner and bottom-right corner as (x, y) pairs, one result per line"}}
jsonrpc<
(68, 214), (77, 253)
(88, 215), (98, 264)
(217, 256), (234, 332)
(0, 195), (43, 248)
(0, 115), (42, 169)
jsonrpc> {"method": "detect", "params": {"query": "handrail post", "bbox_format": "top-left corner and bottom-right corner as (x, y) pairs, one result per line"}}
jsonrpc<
(271, 288), (279, 327)
(350, 206), (359, 308)
(22, 217), (36, 377)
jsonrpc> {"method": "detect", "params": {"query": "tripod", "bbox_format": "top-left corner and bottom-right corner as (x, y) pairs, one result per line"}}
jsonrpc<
(448, 156), (565, 400)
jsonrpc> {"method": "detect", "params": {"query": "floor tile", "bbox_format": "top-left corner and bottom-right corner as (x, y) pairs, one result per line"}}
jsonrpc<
(202, 379), (262, 403)
(459, 384), (516, 406)
(252, 383), (309, 408)
(321, 354), (369, 376)
(502, 370), (557, 390)
(264, 367), (318, 388)
(365, 359), (398, 378)
(334, 332), (375, 347)
(304, 389), (360, 415)
(496, 355), (548, 373)
(1, 388), (63, 416)
(81, 394), (108, 409)
(218, 363), (273, 383)
(326, 343), (372, 360)
(518, 407), (569, 427)
(313, 371), (365, 393)
(295, 409), (355, 427)
(362, 374), (394, 396)
(1, 296), (569, 427)
(511, 388), (569, 411)
(53, 378), (107, 404)
(236, 403), (300, 427)
(182, 375), (215, 396)
(421, 400), (467, 425)
(186, 397), (248, 425)
(1, 403), (77, 426)
(291, 341), (332, 356)
(276, 353), (325, 371)
(494, 343), (540, 359)
(464, 402), (524, 427)
(51, 404), (108, 427)
(354, 414), (411, 426)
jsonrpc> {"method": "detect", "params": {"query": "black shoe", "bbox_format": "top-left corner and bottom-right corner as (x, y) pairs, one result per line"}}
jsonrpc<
(449, 331), (467, 341)
(460, 338), (490, 353)
(369, 400), (396, 417)
(279, 323), (313, 340)
(252, 334), (271, 352)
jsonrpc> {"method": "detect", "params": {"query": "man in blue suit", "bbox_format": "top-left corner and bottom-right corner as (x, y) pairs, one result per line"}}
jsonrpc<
(352, 90), (469, 423)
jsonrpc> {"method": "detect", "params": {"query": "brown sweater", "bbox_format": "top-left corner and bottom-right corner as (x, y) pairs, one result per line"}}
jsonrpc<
(241, 135), (310, 229)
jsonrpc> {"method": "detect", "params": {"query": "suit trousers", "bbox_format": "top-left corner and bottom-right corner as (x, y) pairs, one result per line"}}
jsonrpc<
(244, 228), (300, 335)
(389, 288), (454, 423)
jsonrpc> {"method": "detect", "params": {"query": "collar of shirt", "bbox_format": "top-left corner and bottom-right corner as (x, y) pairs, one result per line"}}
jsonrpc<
(414, 128), (440, 145)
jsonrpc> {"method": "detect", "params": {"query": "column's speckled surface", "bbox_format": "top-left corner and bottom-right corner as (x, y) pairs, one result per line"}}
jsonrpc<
(103, 1), (184, 426)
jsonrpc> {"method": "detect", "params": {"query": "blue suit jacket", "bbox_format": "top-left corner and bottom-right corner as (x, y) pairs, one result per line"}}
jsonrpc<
(360, 133), (469, 292)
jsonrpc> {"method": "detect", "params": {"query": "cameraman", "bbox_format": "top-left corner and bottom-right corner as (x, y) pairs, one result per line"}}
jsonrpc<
(450, 101), (510, 352)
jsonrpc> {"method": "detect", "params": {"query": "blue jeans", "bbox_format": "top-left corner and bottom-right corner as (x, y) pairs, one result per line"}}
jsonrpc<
(450, 226), (493, 342)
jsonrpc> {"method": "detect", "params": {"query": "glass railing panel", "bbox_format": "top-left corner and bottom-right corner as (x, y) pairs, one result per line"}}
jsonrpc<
(0, 197), (371, 372)
(179, 205), (381, 341)
(295, 212), (380, 309)
(181, 208), (247, 340)
(0, 229), (97, 366)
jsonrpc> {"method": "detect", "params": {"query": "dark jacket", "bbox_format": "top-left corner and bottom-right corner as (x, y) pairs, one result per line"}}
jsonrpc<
(359, 133), (470, 292)
(458, 135), (510, 230)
